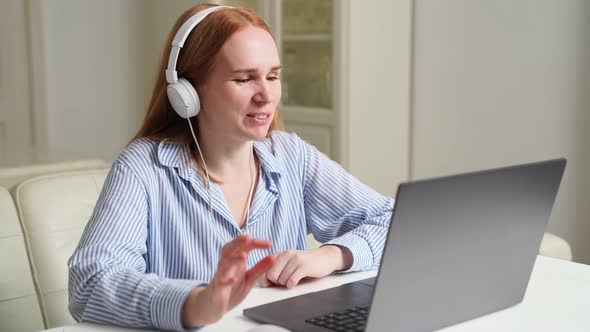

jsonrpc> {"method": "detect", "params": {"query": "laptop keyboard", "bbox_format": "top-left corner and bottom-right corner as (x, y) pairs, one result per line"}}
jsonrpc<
(305, 306), (369, 331)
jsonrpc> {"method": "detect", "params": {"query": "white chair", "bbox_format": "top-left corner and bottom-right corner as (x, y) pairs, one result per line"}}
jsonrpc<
(12, 169), (109, 328)
(0, 186), (45, 332)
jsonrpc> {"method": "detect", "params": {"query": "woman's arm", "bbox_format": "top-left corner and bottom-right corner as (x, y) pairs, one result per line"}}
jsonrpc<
(261, 133), (393, 288)
(302, 141), (394, 272)
(68, 162), (206, 331)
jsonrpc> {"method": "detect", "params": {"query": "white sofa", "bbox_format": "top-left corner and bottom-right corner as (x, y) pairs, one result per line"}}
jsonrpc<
(13, 169), (109, 328)
(0, 165), (574, 331)
(539, 232), (572, 261)
(0, 160), (109, 332)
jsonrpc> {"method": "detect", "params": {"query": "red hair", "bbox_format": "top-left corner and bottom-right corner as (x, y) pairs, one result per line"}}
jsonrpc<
(132, 4), (282, 151)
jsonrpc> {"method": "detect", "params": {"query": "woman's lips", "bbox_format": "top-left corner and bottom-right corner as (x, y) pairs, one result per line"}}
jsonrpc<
(246, 113), (272, 125)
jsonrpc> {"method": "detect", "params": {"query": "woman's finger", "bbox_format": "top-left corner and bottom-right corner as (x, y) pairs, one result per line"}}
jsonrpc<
(286, 266), (306, 289)
(215, 253), (247, 286)
(214, 246), (248, 285)
(278, 256), (301, 286)
(215, 236), (272, 287)
(222, 235), (251, 255)
(223, 236), (272, 258)
(257, 273), (273, 288)
(244, 255), (276, 289)
(266, 251), (292, 283)
(238, 238), (272, 253)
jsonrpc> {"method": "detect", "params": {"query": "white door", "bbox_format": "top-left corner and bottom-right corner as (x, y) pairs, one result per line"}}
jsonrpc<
(272, 0), (339, 162)
(0, 0), (35, 166)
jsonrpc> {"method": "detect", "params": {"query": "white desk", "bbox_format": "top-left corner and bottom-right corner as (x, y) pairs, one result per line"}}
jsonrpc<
(44, 256), (590, 332)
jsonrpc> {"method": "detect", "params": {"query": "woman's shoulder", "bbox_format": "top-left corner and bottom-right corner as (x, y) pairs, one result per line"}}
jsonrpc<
(255, 131), (309, 175)
(113, 138), (161, 170)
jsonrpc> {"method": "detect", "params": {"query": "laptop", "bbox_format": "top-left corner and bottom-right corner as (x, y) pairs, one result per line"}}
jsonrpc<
(243, 158), (566, 332)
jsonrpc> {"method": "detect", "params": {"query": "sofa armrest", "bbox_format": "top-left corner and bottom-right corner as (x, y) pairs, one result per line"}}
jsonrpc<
(540, 232), (572, 261)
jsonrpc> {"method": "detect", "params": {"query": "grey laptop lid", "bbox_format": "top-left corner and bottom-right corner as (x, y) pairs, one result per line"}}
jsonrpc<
(366, 158), (566, 332)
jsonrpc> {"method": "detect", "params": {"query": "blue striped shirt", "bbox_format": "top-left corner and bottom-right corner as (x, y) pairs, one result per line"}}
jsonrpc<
(68, 131), (394, 331)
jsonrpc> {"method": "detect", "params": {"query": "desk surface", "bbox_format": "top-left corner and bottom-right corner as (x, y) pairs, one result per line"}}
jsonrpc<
(45, 256), (590, 332)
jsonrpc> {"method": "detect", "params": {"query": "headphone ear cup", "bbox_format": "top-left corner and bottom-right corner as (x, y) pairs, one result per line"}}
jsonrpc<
(167, 78), (201, 118)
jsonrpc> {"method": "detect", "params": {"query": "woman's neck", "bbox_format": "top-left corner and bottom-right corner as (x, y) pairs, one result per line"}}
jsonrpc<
(197, 132), (255, 182)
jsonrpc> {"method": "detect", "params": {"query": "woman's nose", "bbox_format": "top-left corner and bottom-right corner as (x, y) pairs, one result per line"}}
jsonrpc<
(253, 81), (273, 103)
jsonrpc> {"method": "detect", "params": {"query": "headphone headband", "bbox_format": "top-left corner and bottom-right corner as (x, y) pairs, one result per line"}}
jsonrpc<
(166, 5), (229, 83)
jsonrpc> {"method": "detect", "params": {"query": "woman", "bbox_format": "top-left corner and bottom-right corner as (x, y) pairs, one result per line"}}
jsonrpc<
(68, 3), (393, 331)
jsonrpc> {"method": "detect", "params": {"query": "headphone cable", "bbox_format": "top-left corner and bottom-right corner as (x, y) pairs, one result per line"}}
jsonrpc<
(187, 118), (256, 243)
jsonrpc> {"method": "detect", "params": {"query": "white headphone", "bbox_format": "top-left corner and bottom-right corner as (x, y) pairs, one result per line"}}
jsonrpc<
(165, 5), (229, 119)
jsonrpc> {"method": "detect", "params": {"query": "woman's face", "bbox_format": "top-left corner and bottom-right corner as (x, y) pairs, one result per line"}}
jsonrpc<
(198, 26), (281, 143)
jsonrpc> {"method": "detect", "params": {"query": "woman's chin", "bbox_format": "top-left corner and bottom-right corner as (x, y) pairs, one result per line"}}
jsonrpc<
(245, 128), (271, 141)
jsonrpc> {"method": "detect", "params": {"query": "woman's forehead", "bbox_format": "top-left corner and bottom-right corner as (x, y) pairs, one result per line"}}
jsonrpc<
(217, 26), (280, 71)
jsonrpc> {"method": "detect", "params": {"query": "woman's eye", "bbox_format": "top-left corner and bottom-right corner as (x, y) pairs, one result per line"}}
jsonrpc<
(234, 78), (252, 84)
(267, 76), (280, 81)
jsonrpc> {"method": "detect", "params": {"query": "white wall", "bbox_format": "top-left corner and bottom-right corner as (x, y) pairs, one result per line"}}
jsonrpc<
(35, 0), (204, 163)
(38, 0), (147, 162)
(143, 0), (200, 79)
(412, 0), (590, 263)
(0, 0), (34, 166)
(346, 0), (412, 196)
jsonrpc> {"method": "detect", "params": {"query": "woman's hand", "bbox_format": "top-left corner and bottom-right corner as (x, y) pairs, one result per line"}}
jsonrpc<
(182, 235), (275, 327)
(258, 245), (353, 289)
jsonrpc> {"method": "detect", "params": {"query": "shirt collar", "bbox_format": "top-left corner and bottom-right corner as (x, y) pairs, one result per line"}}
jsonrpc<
(157, 140), (192, 180)
(156, 137), (285, 180)
(253, 136), (285, 177)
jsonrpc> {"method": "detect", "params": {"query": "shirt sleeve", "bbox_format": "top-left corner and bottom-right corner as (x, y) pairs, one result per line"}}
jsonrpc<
(301, 140), (394, 272)
(67, 161), (206, 331)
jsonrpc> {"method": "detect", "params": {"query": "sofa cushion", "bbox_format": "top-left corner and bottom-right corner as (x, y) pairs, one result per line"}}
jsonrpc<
(0, 186), (45, 331)
(13, 168), (109, 328)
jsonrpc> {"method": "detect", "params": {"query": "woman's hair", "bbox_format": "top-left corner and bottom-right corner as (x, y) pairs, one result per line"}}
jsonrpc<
(131, 3), (282, 150)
